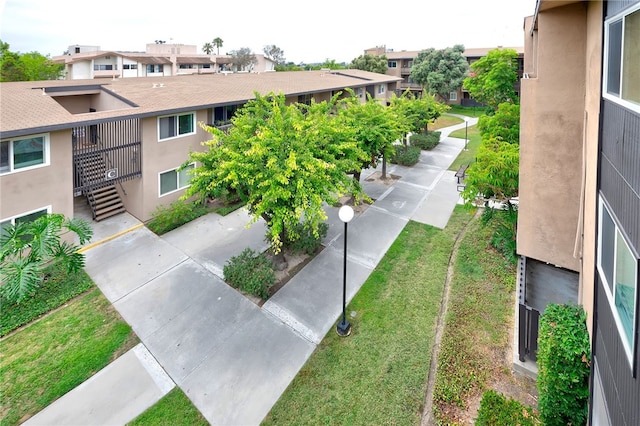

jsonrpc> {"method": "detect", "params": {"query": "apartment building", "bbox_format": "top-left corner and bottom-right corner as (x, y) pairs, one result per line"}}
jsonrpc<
(365, 45), (524, 105)
(517, 0), (639, 424)
(52, 43), (275, 80)
(0, 70), (401, 227)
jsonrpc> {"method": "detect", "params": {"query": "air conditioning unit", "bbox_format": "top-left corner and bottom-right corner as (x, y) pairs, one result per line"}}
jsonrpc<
(105, 168), (118, 180)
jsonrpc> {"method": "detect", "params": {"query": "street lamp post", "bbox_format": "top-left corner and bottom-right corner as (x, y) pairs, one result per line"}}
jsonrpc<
(336, 205), (354, 337)
(464, 117), (469, 151)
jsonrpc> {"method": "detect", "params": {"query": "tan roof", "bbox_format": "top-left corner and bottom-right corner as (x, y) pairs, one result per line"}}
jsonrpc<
(0, 70), (402, 136)
(121, 55), (172, 64)
(378, 46), (524, 60)
(176, 56), (215, 64)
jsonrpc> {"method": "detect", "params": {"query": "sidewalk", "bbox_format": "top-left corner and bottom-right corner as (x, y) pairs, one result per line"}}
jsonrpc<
(24, 118), (476, 426)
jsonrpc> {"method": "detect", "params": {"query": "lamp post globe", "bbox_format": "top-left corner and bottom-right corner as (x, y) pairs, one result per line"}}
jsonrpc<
(337, 205), (354, 336)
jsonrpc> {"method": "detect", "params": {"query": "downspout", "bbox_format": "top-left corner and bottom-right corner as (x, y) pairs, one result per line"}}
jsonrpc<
(574, 109), (588, 304)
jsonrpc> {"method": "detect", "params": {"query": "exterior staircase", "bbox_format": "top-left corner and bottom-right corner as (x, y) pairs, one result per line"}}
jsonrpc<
(74, 151), (126, 221)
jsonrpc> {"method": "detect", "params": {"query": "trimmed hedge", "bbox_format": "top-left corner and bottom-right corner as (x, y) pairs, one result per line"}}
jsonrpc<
(537, 304), (591, 426)
(476, 390), (540, 425)
(284, 222), (328, 255)
(223, 248), (275, 300)
(389, 145), (421, 166)
(410, 131), (441, 150)
(146, 200), (208, 235)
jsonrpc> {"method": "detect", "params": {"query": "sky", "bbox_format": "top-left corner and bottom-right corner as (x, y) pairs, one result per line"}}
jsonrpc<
(0, 0), (535, 64)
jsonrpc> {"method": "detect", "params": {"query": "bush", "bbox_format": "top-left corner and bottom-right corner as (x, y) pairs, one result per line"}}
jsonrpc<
(537, 304), (591, 426)
(476, 390), (540, 425)
(410, 131), (441, 150)
(223, 248), (275, 300)
(147, 200), (208, 235)
(284, 222), (328, 255)
(389, 145), (421, 166)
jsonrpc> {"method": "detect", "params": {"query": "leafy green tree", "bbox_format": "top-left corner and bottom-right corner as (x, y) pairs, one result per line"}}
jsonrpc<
(0, 214), (93, 303)
(463, 48), (519, 110)
(275, 62), (304, 72)
(230, 47), (257, 71)
(213, 37), (224, 55)
(410, 45), (469, 102)
(0, 40), (64, 82)
(389, 90), (449, 135)
(477, 102), (520, 144)
(349, 54), (388, 74)
(183, 92), (367, 265)
(342, 93), (408, 181)
(263, 45), (286, 65)
(202, 42), (214, 55)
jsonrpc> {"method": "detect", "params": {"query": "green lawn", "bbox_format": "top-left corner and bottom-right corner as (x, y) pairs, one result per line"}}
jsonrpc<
(0, 288), (139, 426)
(429, 114), (464, 131)
(261, 206), (476, 425)
(447, 104), (487, 117)
(127, 387), (209, 426)
(448, 125), (481, 172)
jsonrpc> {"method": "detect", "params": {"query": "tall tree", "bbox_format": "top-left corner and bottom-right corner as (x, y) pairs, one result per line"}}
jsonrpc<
(202, 42), (214, 55)
(1, 214), (93, 303)
(389, 90), (449, 135)
(477, 102), (520, 144)
(213, 37), (224, 55)
(230, 47), (257, 71)
(0, 41), (64, 82)
(349, 54), (388, 74)
(463, 48), (519, 110)
(410, 45), (469, 102)
(263, 45), (286, 65)
(183, 92), (367, 266)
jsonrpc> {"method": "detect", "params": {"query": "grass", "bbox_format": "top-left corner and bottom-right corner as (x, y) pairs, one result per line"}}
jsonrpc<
(127, 387), (209, 426)
(0, 288), (139, 426)
(1, 264), (96, 337)
(448, 125), (481, 172)
(446, 104), (488, 117)
(261, 206), (476, 425)
(432, 208), (518, 424)
(429, 114), (464, 130)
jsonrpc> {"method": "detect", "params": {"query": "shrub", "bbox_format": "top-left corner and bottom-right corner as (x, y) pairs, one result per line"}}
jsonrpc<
(411, 131), (441, 150)
(389, 145), (421, 166)
(147, 200), (208, 235)
(476, 390), (540, 425)
(284, 222), (328, 255)
(223, 248), (275, 300)
(537, 304), (591, 426)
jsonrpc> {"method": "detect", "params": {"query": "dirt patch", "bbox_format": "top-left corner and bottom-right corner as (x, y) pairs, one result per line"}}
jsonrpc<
(364, 171), (400, 186)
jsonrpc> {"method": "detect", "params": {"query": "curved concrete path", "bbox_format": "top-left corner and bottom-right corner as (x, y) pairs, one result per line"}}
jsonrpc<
(24, 118), (477, 426)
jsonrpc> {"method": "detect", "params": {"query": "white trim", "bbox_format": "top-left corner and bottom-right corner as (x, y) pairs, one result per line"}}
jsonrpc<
(158, 163), (195, 197)
(0, 206), (52, 227)
(603, 3), (640, 114)
(0, 133), (51, 175)
(157, 111), (196, 142)
(597, 196), (638, 366)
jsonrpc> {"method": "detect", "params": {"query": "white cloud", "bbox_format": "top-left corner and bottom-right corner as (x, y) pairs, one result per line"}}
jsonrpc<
(0, 0), (535, 63)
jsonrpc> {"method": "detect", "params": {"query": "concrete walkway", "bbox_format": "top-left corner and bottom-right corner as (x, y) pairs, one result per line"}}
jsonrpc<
(24, 118), (477, 426)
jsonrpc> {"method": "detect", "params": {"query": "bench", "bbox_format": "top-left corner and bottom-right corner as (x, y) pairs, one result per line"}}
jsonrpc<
(455, 163), (469, 191)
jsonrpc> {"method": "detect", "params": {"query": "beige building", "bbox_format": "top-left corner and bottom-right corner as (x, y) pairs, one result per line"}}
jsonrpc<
(517, 1), (640, 424)
(0, 70), (401, 226)
(52, 43), (275, 80)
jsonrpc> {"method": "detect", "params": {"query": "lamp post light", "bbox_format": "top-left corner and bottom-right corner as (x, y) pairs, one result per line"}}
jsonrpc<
(464, 117), (469, 151)
(336, 204), (354, 337)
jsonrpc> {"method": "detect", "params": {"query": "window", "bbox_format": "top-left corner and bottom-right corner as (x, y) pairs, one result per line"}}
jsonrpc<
(355, 88), (363, 98)
(449, 92), (458, 101)
(147, 64), (162, 73)
(388, 61), (397, 68)
(158, 113), (195, 140)
(1, 134), (49, 175)
(179, 64), (195, 69)
(378, 84), (385, 94)
(123, 64), (137, 70)
(0, 207), (50, 232)
(159, 163), (195, 196)
(94, 64), (114, 71)
(604, 4), (640, 111)
(598, 198), (638, 363)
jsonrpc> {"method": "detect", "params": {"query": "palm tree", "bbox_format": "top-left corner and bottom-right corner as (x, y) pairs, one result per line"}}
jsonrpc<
(202, 42), (214, 55)
(0, 213), (93, 303)
(213, 37), (224, 55)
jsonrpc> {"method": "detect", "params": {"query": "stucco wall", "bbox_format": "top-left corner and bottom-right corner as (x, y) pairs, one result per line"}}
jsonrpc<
(0, 130), (73, 221)
(518, 2), (587, 272)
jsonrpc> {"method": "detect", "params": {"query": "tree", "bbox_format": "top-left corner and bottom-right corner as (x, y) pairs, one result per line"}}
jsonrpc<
(0, 40), (64, 82)
(230, 47), (257, 71)
(202, 42), (214, 55)
(0, 213), (93, 303)
(263, 45), (285, 65)
(477, 102), (520, 144)
(213, 37), (224, 55)
(349, 54), (388, 74)
(463, 48), (519, 110)
(410, 45), (469, 102)
(183, 92), (368, 266)
(389, 90), (449, 135)
(342, 93), (408, 182)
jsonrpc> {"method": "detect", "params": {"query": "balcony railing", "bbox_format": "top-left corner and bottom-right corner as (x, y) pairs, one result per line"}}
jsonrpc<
(401, 67), (412, 74)
(400, 82), (422, 89)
